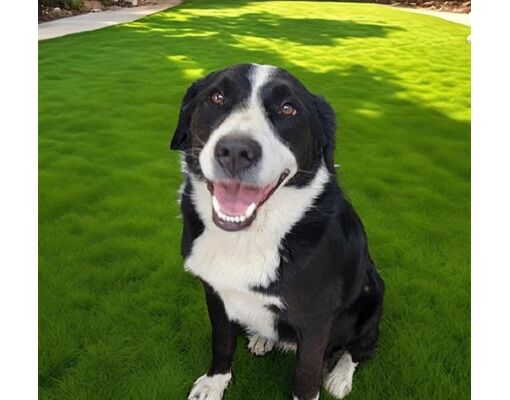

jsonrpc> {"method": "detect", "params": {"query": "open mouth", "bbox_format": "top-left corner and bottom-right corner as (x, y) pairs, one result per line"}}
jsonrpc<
(207, 169), (290, 231)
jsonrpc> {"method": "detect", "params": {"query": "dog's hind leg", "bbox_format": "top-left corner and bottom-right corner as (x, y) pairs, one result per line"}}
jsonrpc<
(324, 267), (384, 399)
(323, 352), (357, 399)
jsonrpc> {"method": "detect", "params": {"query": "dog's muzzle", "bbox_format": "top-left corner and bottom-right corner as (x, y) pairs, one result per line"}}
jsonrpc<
(207, 169), (290, 231)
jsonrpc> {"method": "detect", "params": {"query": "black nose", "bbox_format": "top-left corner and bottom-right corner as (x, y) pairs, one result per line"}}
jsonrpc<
(214, 136), (262, 177)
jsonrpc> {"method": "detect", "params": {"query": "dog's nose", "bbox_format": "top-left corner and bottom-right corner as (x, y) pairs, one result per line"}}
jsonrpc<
(214, 136), (262, 177)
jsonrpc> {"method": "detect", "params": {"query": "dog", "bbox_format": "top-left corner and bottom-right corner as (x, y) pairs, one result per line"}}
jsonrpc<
(170, 64), (384, 400)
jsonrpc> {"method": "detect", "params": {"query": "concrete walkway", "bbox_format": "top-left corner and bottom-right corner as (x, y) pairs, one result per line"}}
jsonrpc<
(38, 1), (181, 41)
(388, 5), (471, 26)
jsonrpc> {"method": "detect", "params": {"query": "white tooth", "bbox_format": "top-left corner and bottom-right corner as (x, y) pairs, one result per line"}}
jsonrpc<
(212, 196), (221, 214)
(234, 216), (240, 223)
(228, 216), (235, 222)
(219, 211), (227, 221)
(245, 203), (256, 218)
(240, 215), (246, 222)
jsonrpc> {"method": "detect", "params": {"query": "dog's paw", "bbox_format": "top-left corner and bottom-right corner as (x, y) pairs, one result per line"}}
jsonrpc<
(188, 373), (231, 400)
(247, 335), (275, 356)
(323, 353), (357, 399)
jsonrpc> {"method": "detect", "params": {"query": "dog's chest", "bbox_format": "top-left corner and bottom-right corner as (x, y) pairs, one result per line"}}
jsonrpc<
(185, 229), (283, 339)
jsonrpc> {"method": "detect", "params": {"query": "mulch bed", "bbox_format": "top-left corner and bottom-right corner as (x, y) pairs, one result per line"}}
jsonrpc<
(376, 0), (471, 13)
(39, 8), (88, 23)
(39, 0), (174, 23)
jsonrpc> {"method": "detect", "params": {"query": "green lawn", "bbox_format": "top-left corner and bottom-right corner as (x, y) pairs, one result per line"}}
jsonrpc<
(38, 1), (470, 399)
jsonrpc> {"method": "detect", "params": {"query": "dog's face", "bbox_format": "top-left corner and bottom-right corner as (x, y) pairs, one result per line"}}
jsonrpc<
(171, 64), (336, 231)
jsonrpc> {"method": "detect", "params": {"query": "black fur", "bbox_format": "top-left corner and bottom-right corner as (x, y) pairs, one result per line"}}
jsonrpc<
(172, 64), (384, 400)
(260, 178), (384, 365)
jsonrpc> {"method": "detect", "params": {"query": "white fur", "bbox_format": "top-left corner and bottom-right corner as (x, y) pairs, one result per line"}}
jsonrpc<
(188, 373), (231, 400)
(248, 334), (275, 355)
(185, 166), (329, 339)
(247, 335), (297, 355)
(198, 64), (298, 187)
(323, 353), (357, 399)
(276, 341), (297, 353)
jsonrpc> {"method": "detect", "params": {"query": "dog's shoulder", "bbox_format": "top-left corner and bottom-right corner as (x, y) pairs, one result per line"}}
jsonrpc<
(283, 178), (369, 259)
(261, 179), (375, 308)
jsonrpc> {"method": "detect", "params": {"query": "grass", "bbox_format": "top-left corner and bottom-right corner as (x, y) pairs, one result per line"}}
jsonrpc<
(38, 1), (470, 399)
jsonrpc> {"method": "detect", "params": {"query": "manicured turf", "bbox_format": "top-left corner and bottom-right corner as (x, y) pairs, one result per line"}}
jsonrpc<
(39, 1), (470, 399)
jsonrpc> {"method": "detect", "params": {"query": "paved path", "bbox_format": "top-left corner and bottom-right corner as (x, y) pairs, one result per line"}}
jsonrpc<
(388, 6), (471, 26)
(39, 1), (181, 41)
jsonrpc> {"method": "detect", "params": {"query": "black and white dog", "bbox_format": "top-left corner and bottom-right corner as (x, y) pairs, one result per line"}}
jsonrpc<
(170, 64), (384, 400)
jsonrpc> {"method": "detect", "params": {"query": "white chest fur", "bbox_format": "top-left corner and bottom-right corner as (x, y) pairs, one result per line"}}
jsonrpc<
(184, 212), (285, 339)
(184, 166), (330, 338)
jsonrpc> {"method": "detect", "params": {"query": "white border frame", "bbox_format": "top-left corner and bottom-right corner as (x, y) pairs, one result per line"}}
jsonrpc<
(0, 1), (38, 399)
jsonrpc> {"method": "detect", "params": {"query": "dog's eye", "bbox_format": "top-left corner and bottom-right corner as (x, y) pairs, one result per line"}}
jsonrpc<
(210, 92), (224, 106)
(279, 102), (297, 116)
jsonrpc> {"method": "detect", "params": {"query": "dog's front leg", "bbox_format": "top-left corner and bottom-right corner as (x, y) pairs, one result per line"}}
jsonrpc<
(188, 282), (239, 400)
(292, 323), (331, 400)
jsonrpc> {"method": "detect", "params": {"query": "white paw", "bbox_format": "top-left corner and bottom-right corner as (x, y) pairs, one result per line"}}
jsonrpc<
(323, 353), (357, 399)
(188, 373), (231, 400)
(247, 335), (275, 356)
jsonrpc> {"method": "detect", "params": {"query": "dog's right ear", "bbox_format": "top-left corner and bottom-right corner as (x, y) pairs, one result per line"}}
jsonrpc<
(170, 77), (208, 151)
(171, 70), (222, 150)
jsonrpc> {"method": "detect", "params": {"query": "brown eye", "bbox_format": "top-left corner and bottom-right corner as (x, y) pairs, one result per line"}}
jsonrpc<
(279, 102), (297, 116)
(210, 92), (224, 105)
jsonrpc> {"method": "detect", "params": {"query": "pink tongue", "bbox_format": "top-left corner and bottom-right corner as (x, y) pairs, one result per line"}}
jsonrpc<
(214, 181), (271, 215)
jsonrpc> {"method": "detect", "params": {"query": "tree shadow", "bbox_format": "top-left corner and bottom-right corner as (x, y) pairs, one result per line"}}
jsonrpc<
(115, 1), (468, 184)
(126, 10), (405, 46)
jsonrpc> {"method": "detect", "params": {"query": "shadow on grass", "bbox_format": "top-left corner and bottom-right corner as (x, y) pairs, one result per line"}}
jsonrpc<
(116, 2), (468, 185)
(127, 10), (405, 46)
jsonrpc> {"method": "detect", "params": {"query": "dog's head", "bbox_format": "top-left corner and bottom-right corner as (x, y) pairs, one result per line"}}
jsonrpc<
(171, 64), (337, 232)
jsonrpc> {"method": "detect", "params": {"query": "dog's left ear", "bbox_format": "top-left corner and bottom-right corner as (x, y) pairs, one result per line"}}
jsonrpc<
(170, 78), (207, 150)
(313, 95), (337, 173)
